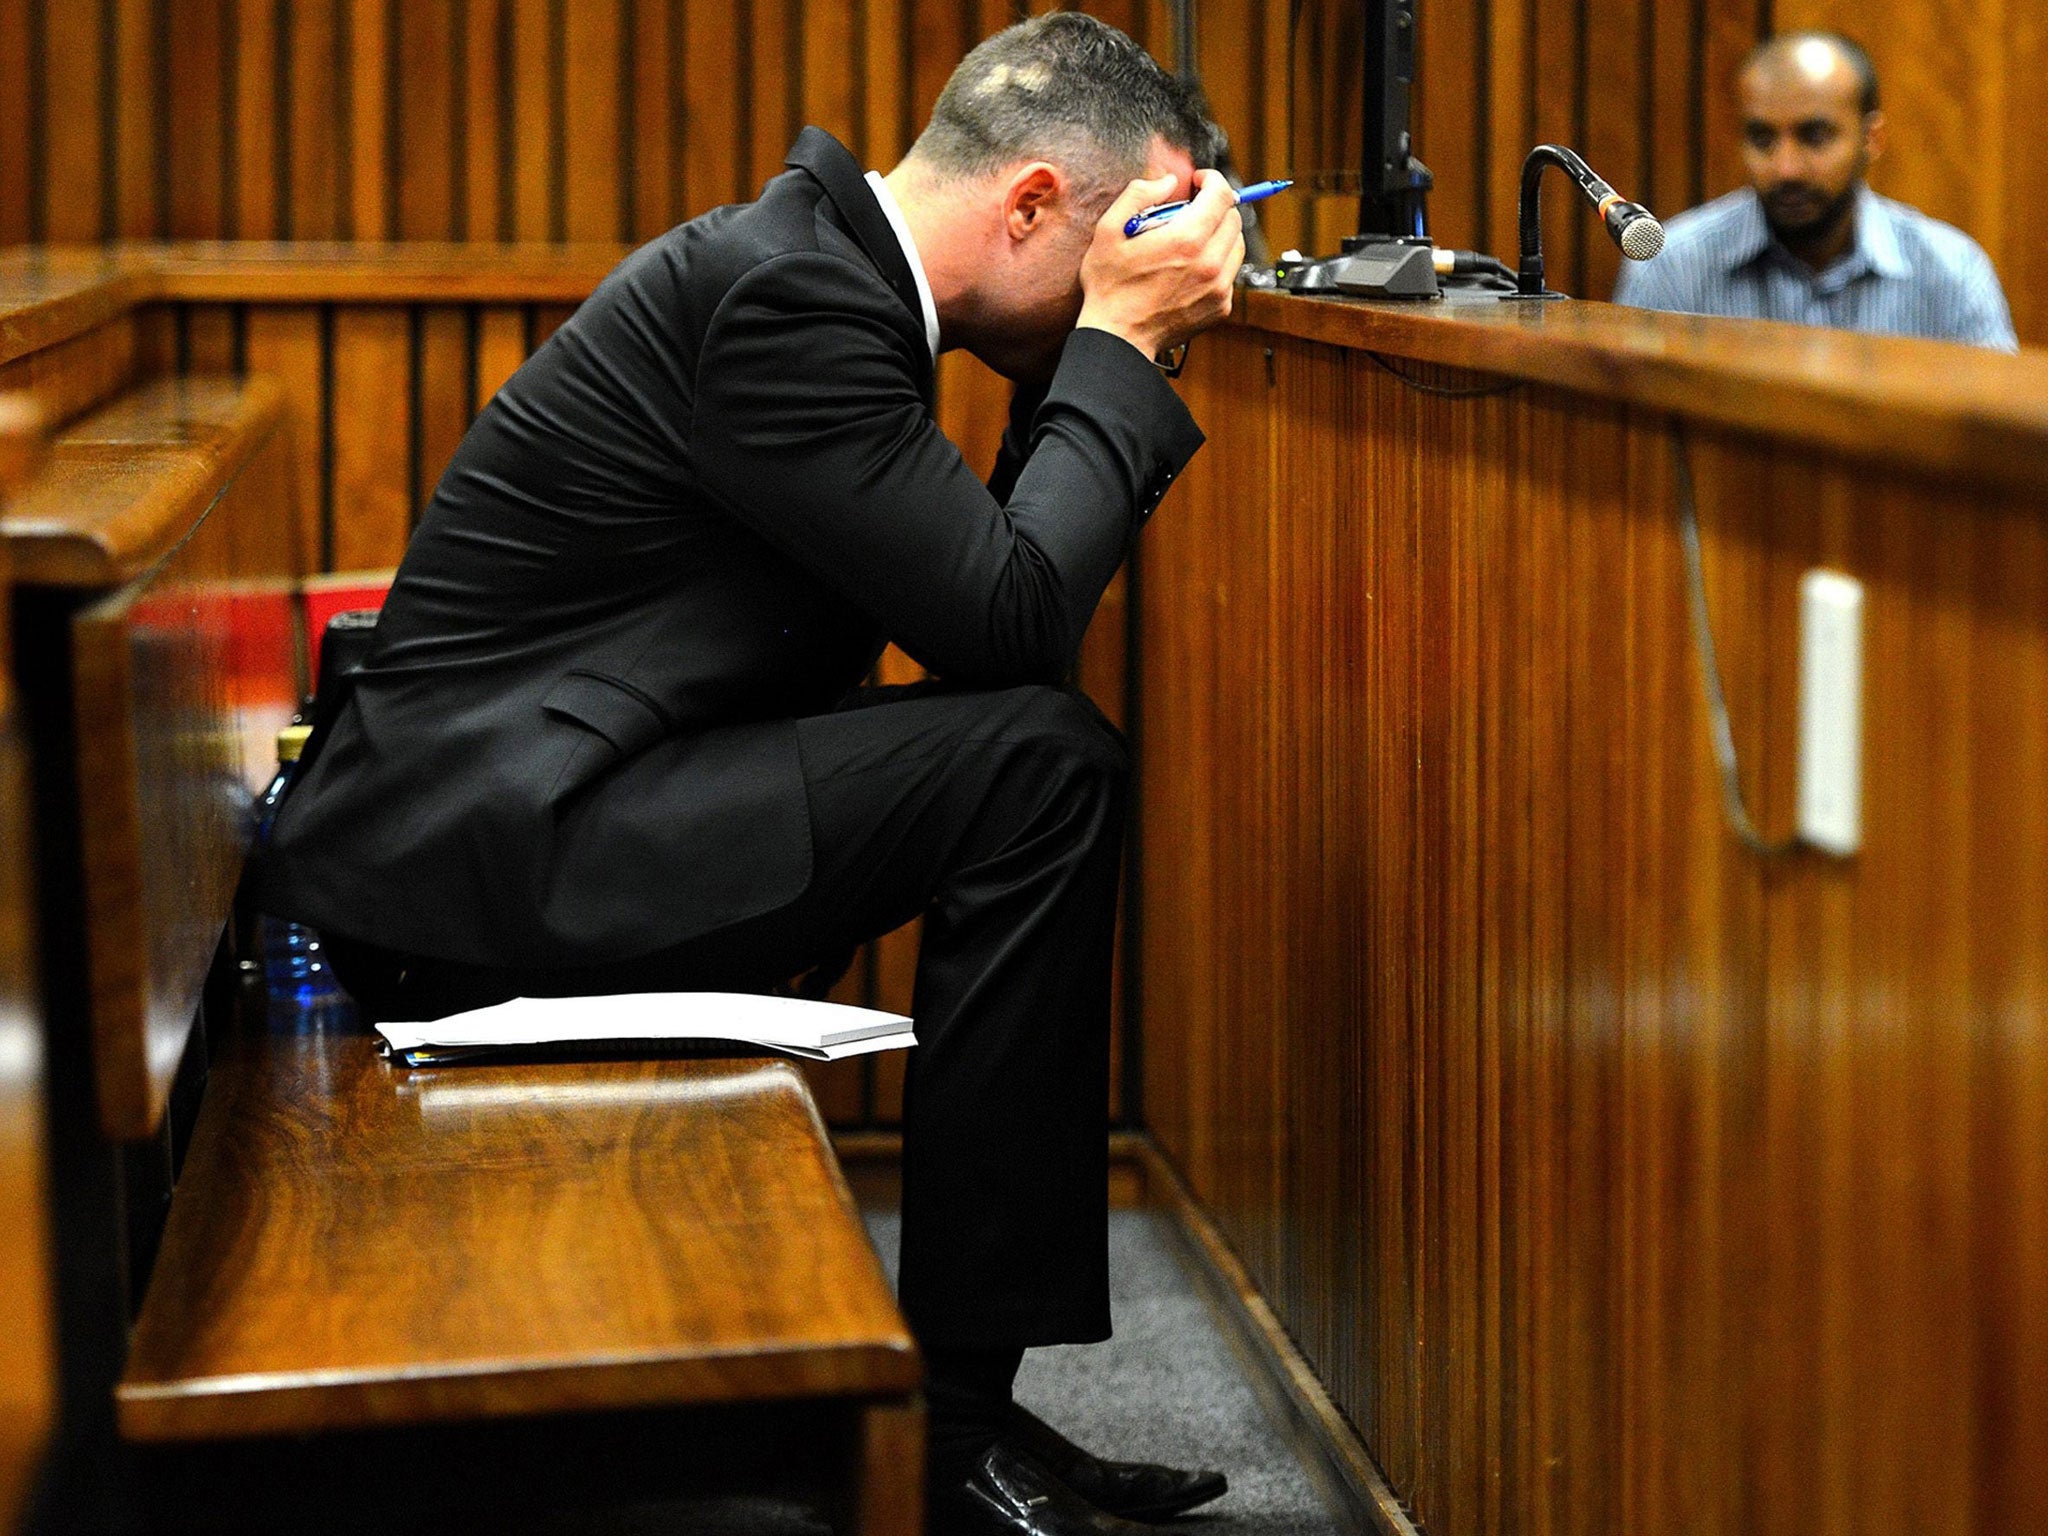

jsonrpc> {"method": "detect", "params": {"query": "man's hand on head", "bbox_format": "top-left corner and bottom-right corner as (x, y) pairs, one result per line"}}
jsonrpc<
(1077, 169), (1245, 363)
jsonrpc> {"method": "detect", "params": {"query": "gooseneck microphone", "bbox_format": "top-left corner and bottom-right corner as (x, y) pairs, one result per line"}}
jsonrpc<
(1510, 144), (1665, 298)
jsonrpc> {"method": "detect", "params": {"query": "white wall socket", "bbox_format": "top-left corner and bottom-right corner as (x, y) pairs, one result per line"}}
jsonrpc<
(1796, 568), (1865, 857)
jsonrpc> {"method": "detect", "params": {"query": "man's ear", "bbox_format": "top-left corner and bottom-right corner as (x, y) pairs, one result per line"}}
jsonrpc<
(1003, 162), (1065, 242)
(1862, 110), (1886, 168)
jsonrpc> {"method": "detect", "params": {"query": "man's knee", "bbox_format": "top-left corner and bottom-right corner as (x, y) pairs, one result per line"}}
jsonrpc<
(995, 685), (1129, 787)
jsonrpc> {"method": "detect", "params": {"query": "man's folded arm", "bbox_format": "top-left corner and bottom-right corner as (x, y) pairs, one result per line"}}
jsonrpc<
(690, 251), (1203, 684)
(985, 379), (1050, 504)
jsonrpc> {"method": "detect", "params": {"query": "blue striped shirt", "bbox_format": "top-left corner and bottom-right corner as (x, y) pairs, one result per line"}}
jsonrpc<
(1611, 185), (2018, 351)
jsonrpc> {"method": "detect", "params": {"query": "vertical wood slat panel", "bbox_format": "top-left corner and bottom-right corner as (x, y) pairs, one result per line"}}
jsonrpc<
(289, 0), (344, 238)
(863, 0), (908, 170)
(473, 306), (527, 410)
(113, 0), (161, 237)
(41, 0), (105, 241)
(681, 0), (745, 215)
(463, 0), (508, 241)
(167, 0), (228, 239)
(562, 0), (623, 241)
(396, 0), (458, 240)
(747, 0), (794, 197)
(415, 307), (471, 514)
(510, 0), (555, 240)
(347, 0), (392, 240)
(328, 307), (413, 570)
(233, 0), (279, 239)
(0, 0), (29, 245)
(630, 0), (679, 238)
(242, 306), (327, 578)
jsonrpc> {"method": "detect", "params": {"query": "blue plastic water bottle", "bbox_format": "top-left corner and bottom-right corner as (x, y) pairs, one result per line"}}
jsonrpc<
(257, 724), (356, 1031)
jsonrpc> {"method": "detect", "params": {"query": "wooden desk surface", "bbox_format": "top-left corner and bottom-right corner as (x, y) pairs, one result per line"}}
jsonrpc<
(1232, 287), (2048, 489)
(119, 1040), (919, 1440)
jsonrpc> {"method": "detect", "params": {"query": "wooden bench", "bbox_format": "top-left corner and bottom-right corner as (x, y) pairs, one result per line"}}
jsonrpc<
(0, 296), (924, 1529)
(120, 1039), (921, 1532)
(0, 395), (56, 1531)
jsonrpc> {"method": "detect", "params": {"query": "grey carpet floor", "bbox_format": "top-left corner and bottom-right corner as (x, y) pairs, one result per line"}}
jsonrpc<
(486, 1209), (1338, 1535)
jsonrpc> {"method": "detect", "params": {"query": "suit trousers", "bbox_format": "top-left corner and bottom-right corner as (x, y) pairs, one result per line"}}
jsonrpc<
(326, 681), (1129, 1349)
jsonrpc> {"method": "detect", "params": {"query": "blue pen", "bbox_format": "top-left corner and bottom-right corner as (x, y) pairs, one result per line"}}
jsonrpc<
(1124, 179), (1293, 238)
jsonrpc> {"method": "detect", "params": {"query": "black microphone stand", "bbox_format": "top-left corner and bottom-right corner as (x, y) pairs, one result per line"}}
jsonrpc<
(1507, 144), (1664, 299)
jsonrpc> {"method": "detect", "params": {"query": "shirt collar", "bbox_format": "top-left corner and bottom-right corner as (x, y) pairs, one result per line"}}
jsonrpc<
(864, 170), (940, 363)
(1853, 187), (1912, 280)
(1728, 184), (1912, 286)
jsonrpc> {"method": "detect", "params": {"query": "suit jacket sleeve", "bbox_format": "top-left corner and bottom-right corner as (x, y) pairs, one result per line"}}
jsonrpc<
(689, 249), (1204, 685)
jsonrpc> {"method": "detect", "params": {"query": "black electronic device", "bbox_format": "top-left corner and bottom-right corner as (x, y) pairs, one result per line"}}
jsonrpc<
(1279, 0), (1439, 299)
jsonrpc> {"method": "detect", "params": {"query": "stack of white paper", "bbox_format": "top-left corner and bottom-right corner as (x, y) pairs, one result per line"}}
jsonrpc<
(374, 991), (916, 1068)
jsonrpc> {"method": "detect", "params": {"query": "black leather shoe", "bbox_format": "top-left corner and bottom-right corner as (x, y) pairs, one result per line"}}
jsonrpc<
(1005, 1404), (1228, 1523)
(931, 1442), (1170, 1535)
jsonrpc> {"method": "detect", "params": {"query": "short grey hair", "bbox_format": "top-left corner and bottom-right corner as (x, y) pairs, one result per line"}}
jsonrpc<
(906, 13), (1225, 211)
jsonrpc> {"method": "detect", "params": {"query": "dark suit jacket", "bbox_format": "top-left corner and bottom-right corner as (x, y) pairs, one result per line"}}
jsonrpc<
(256, 128), (1205, 968)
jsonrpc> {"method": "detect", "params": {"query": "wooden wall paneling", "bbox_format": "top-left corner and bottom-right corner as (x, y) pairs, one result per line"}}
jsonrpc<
(1267, 332), (1347, 1441)
(167, 0), (229, 239)
(1186, 0), (1252, 175)
(113, 0), (162, 237)
(908, 0), (973, 134)
(1997, 5), (2047, 348)
(0, 0), (29, 245)
(242, 306), (325, 578)
(682, 0), (746, 214)
(564, 0), (625, 242)
(397, 0), (459, 241)
(183, 304), (238, 373)
(1644, 0), (1700, 224)
(1531, 3), (1585, 297)
(289, 0), (344, 238)
(1408, 361), (1490, 1534)
(415, 306), (471, 516)
(631, 0), (680, 239)
(41, 0), (106, 242)
(1360, 350), (1420, 1490)
(1251, 0), (1302, 257)
(1413, 0), (1482, 253)
(748, 0), (795, 196)
(1201, 327), (1276, 1288)
(529, 303), (576, 347)
(464, 0), (509, 241)
(473, 306), (528, 409)
(1484, 0), (1533, 283)
(1699, 0), (1757, 203)
(1960, 483), (2048, 1535)
(347, 0), (393, 241)
(232, 0), (279, 239)
(863, 0), (909, 169)
(1579, 1), (1647, 305)
(511, 0), (557, 240)
(327, 307), (412, 570)
(801, 0), (861, 156)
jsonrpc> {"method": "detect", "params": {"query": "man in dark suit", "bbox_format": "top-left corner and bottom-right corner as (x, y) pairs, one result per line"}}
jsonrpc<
(258, 14), (1242, 1532)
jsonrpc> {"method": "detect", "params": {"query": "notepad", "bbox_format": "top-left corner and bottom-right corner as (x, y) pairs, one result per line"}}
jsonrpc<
(373, 991), (916, 1068)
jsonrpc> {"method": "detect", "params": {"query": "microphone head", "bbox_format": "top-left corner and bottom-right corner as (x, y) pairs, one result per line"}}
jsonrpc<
(1604, 200), (1665, 260)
